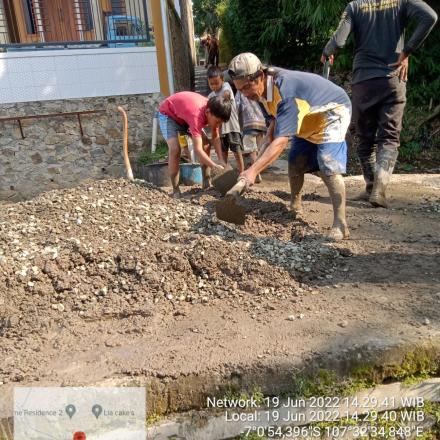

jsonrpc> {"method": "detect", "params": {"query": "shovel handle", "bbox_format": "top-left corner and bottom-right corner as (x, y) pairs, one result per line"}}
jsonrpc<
(226, 178), (248, 198)
(323, 59), (331, 80)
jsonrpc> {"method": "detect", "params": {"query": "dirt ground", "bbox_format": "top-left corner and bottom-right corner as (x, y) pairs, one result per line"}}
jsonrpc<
(0, 166), (439, 412)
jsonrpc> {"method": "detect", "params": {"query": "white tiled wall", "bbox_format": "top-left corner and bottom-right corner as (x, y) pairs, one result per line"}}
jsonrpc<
(0, 47), (160, 104)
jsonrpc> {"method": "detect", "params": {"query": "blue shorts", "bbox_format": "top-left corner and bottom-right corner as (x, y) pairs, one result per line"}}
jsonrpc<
(158, 112), (188, 140)
(288, 136), (347, 176)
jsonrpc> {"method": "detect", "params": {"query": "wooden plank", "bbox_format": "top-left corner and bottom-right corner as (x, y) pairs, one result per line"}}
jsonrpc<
(100, 0), (112, 13)
(11, 0), (36, 43)
(3, 0), (19, 42)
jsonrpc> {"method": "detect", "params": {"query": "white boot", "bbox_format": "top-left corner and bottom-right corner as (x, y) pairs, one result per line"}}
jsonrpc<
(369, 149), (398, 208)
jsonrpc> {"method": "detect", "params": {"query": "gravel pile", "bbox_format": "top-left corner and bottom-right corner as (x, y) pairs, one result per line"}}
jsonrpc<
(0, 179), (342, 382)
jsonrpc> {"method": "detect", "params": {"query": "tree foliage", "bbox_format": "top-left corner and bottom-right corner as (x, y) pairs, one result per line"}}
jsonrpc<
(193, 0), (222, 35)
(218, 0), (439, 105)
(218, 0), (344, 66)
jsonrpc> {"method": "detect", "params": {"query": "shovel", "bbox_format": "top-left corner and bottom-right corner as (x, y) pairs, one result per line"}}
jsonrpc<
(323, 58), (331, 80)
(211, 167), (240, 196)
(215, 179), (248, 225)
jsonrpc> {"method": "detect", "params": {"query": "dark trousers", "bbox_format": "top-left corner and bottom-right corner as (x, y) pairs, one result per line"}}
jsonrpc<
(352, 76), (406, 184)
(208, 49), (219, 67)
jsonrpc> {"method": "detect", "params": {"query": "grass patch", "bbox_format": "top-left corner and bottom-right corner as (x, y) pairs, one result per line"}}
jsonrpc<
(291, 368), (375, 399)
(290, 348), (440, 400)
(221, 385), (265, 407)
(146, 412), (162, 426)
(138, 141), (168, 165)
(391, 349), (440, 385)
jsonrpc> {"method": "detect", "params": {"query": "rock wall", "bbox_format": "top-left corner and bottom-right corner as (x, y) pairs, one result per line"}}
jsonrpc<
(0, 94), (162, 201)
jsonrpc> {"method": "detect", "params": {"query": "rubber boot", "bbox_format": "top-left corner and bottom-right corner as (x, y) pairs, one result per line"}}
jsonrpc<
(201, 165), (211, 190)
(321, 174), (350, 240)
(369, 149), (398, 208)
(354, 150), (376, 201)
(288, 166), (304, 218)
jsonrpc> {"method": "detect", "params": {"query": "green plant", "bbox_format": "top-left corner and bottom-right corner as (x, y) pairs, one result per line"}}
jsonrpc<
(400, 141), (423, 160)
(138, 141), (168, 165)
(146, 412), (162, 425)
(220, 385), (265, 407)
(392, 350), (439, 385)
(291, 368), (375, 399)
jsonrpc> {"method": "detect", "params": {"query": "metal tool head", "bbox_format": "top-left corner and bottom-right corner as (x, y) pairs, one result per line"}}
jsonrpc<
(215, 196), (246, 225)
(212, 168), (240, 196)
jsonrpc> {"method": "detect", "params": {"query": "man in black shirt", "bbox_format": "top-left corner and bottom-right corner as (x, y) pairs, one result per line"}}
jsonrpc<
(322, 0), (437, 207)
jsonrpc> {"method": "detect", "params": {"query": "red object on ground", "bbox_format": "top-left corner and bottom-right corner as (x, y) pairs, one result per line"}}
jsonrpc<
(73, 433), (86, 440)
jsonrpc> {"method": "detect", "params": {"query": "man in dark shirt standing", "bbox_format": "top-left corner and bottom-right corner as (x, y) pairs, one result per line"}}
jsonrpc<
(322, 0), (437, 207)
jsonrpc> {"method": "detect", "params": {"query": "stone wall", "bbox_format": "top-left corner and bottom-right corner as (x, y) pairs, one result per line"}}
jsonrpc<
(0, 93), (162, 201)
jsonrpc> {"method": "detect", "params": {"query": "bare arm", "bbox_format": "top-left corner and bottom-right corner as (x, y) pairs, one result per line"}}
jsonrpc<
(192, 136), (218, 168)
(242, 136), (289, 184)
(211, 125), (227, 167)
(266, 119), (275, 143)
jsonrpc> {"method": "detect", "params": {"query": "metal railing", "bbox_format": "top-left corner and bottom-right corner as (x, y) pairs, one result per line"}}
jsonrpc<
(0, 0), (152, 50)
(0, 110), (106, 138)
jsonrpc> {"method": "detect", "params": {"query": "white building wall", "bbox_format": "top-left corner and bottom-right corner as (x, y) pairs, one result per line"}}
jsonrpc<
(0, 47), (160, 104)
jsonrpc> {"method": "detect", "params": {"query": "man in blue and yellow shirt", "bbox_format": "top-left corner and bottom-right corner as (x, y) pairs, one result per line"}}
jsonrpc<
(228, 52), (351, 240)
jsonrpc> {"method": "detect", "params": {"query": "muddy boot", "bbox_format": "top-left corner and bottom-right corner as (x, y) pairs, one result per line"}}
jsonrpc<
(288, 169), (304, 218)
(321, 174), (350, 240)
(353, 150), (376, 201)
(369, 149), (398, 208)
(201, 165), (212, 190)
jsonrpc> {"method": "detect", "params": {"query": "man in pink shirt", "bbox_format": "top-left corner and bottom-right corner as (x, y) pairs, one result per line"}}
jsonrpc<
(158, 91), (232, 197)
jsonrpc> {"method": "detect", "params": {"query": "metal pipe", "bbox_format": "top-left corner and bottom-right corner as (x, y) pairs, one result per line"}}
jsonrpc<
(0, 110), (105, 139)
(151, 111), (158, 153)
(0, 38), (149, 48)
(141, 0), (150, 41)
(32, 0), (45, 43)
(0, 110), (105, 122)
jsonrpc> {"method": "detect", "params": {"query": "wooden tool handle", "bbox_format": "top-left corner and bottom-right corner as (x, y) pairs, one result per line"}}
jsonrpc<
(118, 106), (134, 181)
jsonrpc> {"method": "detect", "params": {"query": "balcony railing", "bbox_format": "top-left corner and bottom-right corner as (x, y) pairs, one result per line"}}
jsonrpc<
(0, 0), (152, 50)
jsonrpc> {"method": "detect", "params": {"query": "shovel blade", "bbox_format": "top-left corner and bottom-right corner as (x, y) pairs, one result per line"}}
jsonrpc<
(215, 197), (246, 225)
(212, 168), (240, 196)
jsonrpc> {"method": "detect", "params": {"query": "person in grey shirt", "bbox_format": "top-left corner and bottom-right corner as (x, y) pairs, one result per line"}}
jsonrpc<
(207, 66), (245, 173)
(322, 0), (437, 207)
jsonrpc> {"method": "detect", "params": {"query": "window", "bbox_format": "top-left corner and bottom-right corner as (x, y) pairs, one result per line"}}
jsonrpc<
(115, 20), (140, 37)
(21, 0), (36, 34)
(79, 0), (93, 31)
(111, 0), (126, 15)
